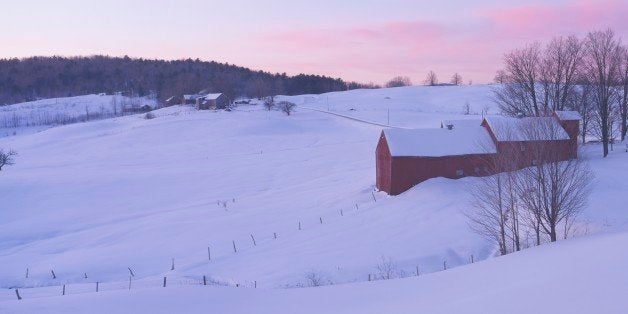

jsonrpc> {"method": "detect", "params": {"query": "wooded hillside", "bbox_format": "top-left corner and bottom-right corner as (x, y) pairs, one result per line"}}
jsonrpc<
(0, 56), (362, 105)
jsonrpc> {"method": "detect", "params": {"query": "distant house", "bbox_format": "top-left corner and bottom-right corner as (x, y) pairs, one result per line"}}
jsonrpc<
(183, 94), (204, 105)
(197, 93), (230, 110)
(165, 96), (182, 107)
(376, 111), (580, 195)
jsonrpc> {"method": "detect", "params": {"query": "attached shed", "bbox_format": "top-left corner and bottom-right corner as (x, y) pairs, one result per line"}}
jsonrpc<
(198, 93), (230, 110)
(183, 94), (203, 105)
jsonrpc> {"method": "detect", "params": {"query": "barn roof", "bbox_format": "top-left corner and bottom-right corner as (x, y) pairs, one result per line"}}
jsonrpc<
(554, 111), (581, 120)
(483, 116), (570, 142)
(203, 93), (224, 100)
(183, 94), (203, 100)
(383, 126), (496, 157)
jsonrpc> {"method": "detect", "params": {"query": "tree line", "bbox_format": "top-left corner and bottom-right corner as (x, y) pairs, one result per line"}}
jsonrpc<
(493, 29), (628, 157)
(0, 56), (375, 106)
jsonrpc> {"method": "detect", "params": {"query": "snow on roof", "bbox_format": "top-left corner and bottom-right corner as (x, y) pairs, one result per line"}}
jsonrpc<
(203, 93), (224, 100)
(183, 94), (202, 100)
(383, 126), (496, 157)
(483, 116), (570, 142)
(441, 119), (483, 129)
(554, 111), (581, 120)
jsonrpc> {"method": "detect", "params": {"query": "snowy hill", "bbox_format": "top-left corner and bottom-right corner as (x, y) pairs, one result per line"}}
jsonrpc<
(0, 94), (156, 136)
(4, 230), (628, 314)
(0, 85), (626, 311)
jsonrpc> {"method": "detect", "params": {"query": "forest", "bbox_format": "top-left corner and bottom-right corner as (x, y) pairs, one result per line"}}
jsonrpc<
(0, 56), (363, 105)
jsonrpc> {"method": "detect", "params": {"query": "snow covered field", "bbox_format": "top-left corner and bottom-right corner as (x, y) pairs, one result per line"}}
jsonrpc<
(0, 94), (156, 136)
(0, 85), (627, 312)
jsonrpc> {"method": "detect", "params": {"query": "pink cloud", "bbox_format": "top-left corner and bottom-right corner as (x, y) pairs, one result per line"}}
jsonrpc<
(479, 0), (628, 39)
(250, 1), (628, 84)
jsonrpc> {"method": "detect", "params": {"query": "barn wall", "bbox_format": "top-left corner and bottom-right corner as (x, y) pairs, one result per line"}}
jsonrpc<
(388, 154), (495, 195)
(375, 133), (392, 194)
(496, 139), (574, 169)
(216, 95), (229, 109)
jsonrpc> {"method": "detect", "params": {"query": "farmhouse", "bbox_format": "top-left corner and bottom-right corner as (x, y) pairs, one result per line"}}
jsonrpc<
(197, 93), (230, 110)
(183, 94), (204, 105)
(376, 111), (580, 195)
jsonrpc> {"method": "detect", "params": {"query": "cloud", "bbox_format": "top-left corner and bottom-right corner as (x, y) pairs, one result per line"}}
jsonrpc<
(251, 0), (628, 84)
(478, 0), (628, 39)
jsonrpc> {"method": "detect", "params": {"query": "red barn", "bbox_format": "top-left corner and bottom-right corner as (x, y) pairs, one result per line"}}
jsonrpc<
(376, 111), (580, 195)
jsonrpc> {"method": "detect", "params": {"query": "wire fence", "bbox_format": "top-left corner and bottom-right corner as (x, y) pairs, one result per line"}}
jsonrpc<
(1, 191), (479, 302)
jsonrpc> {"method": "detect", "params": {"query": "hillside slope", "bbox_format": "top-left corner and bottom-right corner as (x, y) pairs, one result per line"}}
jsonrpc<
(3, 230), (628, 314)
(0, 85), (626, 305)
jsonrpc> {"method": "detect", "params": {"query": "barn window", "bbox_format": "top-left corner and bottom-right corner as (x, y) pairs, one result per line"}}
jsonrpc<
(456, 169), (464, 177)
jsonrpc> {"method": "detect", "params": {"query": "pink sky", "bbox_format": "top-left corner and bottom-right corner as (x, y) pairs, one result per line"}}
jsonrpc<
(1, 0), (627, 84)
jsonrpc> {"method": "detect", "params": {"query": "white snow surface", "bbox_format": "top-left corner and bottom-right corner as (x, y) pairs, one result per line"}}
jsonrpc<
(554, 110), (581, 120)
(0, 84), (626, 312)
(383, 126), (496, 157)
(483, 116), (570, 141)
(3, 230), (628, 314)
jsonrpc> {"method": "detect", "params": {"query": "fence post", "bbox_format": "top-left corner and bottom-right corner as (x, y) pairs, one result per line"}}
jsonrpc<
(62, 284), (66, 296)
(208, 247), (211, 261)
(25, 268), (29, 278)
(96, 282), (99, 292)
(250, 234), (257, 246)
(163, 276), (167, 287)
(368, 274), (371, 281)
(84, 272), (88, 279)
(129, 276), (132, 290)
(355, 204), (358, 210)
(443, 261), (447, 270)
(371, 191), (376, 202)
(416, 266), (420, 276)
(128, 267), (135, 277)
(51, 270), (56, 279)
(319, 217), (323, 224)
(254, 280), (257, 288)
(171, 258), (175, 270)
(273, 232), (277, 239)
(233, 241), (237, 253)
(15, 289), (21, 300)
(470, 254), (474, 263)
(340, 209), (343, 216)
(298, 221), (301, 230)
(203, 275), (207, 286)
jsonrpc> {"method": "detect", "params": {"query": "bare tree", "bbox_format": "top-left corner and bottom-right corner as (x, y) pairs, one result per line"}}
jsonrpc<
(375, 255), (399, 280)
(516, 119), (593, 242)
(303, 271), (330, 287)
(570, 83), (596, 144)
(463, 101), (471, 115)
(385, 76), (412, 88)
(263, 96), (275, 111)
(424, 71), (438, 86)
(468, 170), (511, 255)
(467, 133), (520, 255)
(278, 101), (296, 116)
(451, 73), (463, 85)
(539, 36), (584, 112)
(618, 46), (628, 141)
(0, 149), (17, 171)
(495, 42), (542, 117)
(494, 70), (507, 84)
(583, 29), (623, 157)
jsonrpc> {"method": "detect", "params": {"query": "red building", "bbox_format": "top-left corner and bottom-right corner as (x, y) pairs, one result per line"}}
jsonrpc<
(376, 111), (580, 195)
